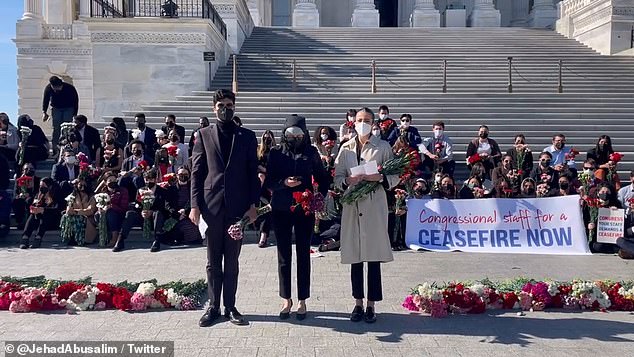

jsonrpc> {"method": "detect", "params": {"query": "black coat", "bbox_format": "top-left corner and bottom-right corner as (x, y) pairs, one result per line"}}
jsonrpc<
(80, 125), (102, 161)
(51, 163), (80, 199)
(128, 127), (157, 154)
(191, 124), (260, 218)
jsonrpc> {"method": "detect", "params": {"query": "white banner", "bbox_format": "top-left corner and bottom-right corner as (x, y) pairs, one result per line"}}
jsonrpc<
(597, 207), (625, 244)
(405, 196), (591, 255)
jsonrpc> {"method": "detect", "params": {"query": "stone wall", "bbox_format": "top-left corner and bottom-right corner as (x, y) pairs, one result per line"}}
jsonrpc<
(557, 0), (634, 55)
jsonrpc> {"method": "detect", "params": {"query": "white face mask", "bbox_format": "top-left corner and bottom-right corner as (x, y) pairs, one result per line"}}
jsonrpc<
(65, 156), (77, 165)
(371, 129), (380, 137)
(320, 134), (328, 141)
(347, 116), (355, 122)
(401, 122), (410, 129)
(434, 129), (443, 138)
(355, 122), (372, 137)
(379, 114), (387, 120)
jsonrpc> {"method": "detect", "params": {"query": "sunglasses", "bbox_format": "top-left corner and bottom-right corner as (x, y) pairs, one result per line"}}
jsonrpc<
(400, 119), (411, 122)
(217, 103), (234, 110)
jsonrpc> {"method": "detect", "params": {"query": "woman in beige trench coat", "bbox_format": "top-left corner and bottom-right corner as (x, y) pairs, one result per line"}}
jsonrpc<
(334, 107), (399, 324)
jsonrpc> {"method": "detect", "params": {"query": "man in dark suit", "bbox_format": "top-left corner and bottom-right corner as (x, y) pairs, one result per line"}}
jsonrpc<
(128, 113), (157, 156)
(162, 114), (186, 144)
(119, 140), (154, 201)
(51, 147), (80, 200)
(73, 114), (101, 161)
(190, 89), (259, 327)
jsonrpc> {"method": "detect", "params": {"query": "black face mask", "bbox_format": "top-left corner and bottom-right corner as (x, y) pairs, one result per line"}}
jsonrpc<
(25, 169), (35, 176)
(39, 186), (49, 194)
(287, 138), (304, 151)
(178, 175), (189, 182)
(146, 182), (156, 189)
(526, 188), (535, 195)
(107, 182), (118, 190)
(541, 159), (551, 167)
(264, 137), (272, 145)
(217, 107), (234, 122)
(598, 193), (608, 201)
(106, 139), (115, 145)
(137, 122), (146, 130)
(166, 121), (175, 128)
(479, 132), (489, 139)
(133, 149), (143, 157)
(560, 182), (570, 190)
(444, 184), (454, 192)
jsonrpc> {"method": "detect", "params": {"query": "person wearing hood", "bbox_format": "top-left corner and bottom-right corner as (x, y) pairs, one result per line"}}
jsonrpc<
(191, 89), (259, 328)
(334, 107), (400, 324)
(264, 114), (330, 321)
(16, 114), (50, 167)
(519, 178), (537, 198)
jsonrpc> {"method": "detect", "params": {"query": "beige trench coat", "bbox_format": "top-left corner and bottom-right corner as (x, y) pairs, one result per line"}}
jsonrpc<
(334, 135), (399, 265)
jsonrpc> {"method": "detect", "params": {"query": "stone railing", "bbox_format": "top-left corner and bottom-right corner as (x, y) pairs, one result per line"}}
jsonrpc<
(42, 24), (73, 40)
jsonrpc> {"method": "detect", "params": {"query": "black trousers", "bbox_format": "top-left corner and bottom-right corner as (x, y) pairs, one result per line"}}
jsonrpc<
(272, 210), (314, 300)
(120, 210), (163, 240)
(22, 210), (59, 240)
(204, 209), (242, 309)
(351, 262), (383, 302)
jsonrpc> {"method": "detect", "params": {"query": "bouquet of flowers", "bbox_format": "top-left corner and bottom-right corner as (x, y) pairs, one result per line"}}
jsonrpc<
(166, 146), (178, 166)
(434, 142), (444, 155)
(227, 204), (272, 240)
(138, 160), (150, 171)
(467, 153), (481, 165)
(515, 145), (530, 175)
(60, 122), (75, 141)
(341, 150), (420, 205)
(18, 126), (32, 166)
(94, 193), (111, 247)
(609, 152), (624, 164)
(606, 152), (624, 185)
(379, 119), (394, 133)
(159, 173), (177, 189)
(77, 152), (90, 164)
(15, 175), (33, 199)
(584, 196), (601, 242)
(564, 147), (580, 164)
(291, 189), (325, 216)
(536, 184), (550, 198)
(137, 189), (156, 240)
(131, 129), (142, 140)
(473, 187), (485, 198)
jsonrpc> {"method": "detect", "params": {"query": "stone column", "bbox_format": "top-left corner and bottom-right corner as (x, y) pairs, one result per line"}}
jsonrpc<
(529, 0), (557, 28)
(79, 0), (91, 18)
(352, 0), (379, 27)
(247, 0), (261, 26)
(22, 0), (43, 20)
(468, 0), (501, 27)
(293, 0), (320, 28)
(46, 0), (73, 24)
(511, 0), (530, 27)
(17, 0), (44, 39)
(411, 0), (441, 27)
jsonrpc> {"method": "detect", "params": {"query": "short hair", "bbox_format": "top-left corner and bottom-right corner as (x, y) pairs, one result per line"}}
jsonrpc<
(212, 89), (236, 106)
(166, 114), (176, 121)
(357, 107), (375, 120)
(630, 170), (634, 178)
(553, 133), (566, 140)
(69, 131), (82, 143)
(135, 113), (146, 120)
(49, 76), (63, 86)
(479, 125), (489, 130)
(199, 116), (209, 122)
(129, 140), (145, 150)
(346, 109), (357, 118)
(73, 114), (88, 124)
(378, 105), (389, 113)
(63, 147), (75, 155)
(144, 168), (159, 179)
(539, 151), (553, 159)
(432, 121), (445, 129)
(400, 114), (412, 121)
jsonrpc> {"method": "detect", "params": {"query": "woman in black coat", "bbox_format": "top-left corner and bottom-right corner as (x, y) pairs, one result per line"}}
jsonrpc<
(466, 125), (501, 179)
(264, 114), (330, 321)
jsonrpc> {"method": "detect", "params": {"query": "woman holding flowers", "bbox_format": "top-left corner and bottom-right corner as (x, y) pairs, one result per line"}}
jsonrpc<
(94, 172), (128, 249)
(313, 126), (338, 170)
(19, 177), (61, 249)
(334, 107), (399, 324)
(60, 179), (97, 246)
(264, 115), (330, 321)
(584, 183), (622, 254)
(95, 129), (123, 175)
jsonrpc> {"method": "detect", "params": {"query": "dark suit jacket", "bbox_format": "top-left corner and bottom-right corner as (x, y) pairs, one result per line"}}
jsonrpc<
(51, 163), (80, 184)
(128, 127), (157, 154)
(80, 125), (101, 161)
(161, 124), (186, 144)
(191, 125), (260, 218)
(134, 185), (179, 219)
(121, 154), (155, 172)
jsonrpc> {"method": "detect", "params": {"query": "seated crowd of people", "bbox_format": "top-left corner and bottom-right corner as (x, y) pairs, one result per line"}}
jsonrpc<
(0, 112), (208, 252)
(1, 104), (633, 259)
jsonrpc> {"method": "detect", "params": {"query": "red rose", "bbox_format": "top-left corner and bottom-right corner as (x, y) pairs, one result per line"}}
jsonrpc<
(55, 282), (85, 301)
(112, 287), (132, 311)
(166, 146), (178, 157)
(609, 152), (624, 163)
(467, 153), (481, 165)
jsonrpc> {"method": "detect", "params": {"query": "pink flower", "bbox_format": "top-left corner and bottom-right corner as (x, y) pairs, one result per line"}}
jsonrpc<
(95, 301), (106, 310)
(430, 301), (448, 318)
(402, 295), (419, 312)
(178, 297), (197, 311)
(130, 292), (148, 311)
(519, 291), (533, 311)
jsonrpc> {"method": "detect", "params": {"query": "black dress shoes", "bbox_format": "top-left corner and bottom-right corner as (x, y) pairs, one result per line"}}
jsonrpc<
(225, 307), (248, 326)
(350, 305), (364, 322)
(364, 306), (377, 323)
(150, 240), (160, 252)
(199, 305), (221, 327)
(112, 240), (124, 252)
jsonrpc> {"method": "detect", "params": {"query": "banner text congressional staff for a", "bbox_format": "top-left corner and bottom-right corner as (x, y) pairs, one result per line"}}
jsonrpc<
(405, 196), (591, 255)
